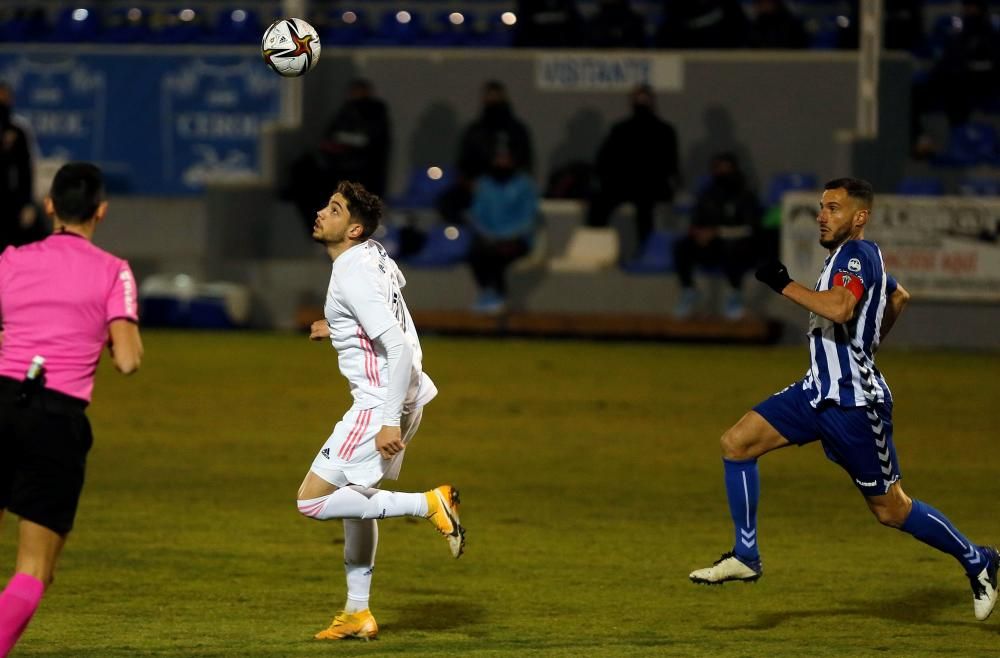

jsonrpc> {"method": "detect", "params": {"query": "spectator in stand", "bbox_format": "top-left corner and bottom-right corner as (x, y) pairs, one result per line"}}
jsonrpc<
(748, 0), (808, 49)
(0, 83), (35, 250)
(513, 0), (584, 48)
(284, 79), (391, 231)
(0, 83), (39, 181)
(911, 0), (1000, 156)
(436, 80), (533, 225)
(585, 0), (648, 49)
(673, 153), (761, 321)
(465, 150), (540, 314)
(586, 84), (680, 254)
(656, 0), (750, 49)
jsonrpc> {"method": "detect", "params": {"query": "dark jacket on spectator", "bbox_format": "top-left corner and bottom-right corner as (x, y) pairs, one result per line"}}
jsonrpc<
(595, 107), (679, 202)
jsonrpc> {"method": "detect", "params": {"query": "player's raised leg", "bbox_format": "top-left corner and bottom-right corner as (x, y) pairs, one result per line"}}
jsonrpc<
(866, 482), (999, 621)
(297, 471), (465, 557)
(425, 484), (465, 558)
(690, 410), (790, 585)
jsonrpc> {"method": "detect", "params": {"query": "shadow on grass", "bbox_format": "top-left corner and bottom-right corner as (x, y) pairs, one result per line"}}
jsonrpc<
(387, 598), (489, 632)
(711, 586), (1000, 632)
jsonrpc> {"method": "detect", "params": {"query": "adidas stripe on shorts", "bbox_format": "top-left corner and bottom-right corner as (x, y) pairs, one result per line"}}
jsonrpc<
(310, 405), (423, 489)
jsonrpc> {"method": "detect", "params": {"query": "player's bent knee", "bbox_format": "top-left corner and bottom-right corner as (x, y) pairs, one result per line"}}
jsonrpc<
(296, 495), (331, 519)
(720, 426), (752, 460)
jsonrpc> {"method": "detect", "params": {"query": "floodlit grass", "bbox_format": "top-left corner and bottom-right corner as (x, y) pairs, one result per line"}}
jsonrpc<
(2, 331), (999, 657)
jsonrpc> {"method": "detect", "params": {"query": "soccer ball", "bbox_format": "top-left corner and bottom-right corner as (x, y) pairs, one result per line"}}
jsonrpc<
(261, 18), (321, 78)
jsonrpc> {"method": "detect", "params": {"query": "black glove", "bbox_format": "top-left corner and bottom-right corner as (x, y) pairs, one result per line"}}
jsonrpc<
(755, 260), (793, 294)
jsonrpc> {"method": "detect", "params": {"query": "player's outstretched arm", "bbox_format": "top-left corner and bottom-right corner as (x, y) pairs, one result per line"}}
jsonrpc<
(108, 318), (142, 374)
(755, 260), (859, 324)
(880, 282), (910, 342)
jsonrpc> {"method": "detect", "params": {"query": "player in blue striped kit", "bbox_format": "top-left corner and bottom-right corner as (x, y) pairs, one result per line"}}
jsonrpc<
(688, 177), (998, 621)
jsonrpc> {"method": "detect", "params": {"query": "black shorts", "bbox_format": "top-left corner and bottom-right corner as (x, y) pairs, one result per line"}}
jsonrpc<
(0, 376), (92, 536)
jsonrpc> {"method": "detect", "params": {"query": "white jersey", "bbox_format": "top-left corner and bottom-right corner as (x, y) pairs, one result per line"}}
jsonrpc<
(324, 240), (436, 412)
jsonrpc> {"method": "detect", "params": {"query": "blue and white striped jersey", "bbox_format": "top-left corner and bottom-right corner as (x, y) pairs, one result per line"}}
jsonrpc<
(802, 239), (897, 409)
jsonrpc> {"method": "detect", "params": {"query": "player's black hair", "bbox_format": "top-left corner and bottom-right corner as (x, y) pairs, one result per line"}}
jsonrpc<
(824, 177), (874, 209)
(336, 180), (382, 239)
(50, 162), (105, 224)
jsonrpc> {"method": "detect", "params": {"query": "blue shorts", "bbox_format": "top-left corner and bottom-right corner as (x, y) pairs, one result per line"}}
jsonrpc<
(753, 379), (900, 497)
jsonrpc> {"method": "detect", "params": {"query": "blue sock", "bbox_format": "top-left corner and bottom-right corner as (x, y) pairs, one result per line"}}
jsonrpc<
(901, 499), (984, 574)
(724, 458), (760, 562)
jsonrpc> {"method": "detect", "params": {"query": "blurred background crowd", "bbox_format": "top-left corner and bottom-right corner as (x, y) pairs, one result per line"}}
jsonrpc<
(1, 0), (998, 328)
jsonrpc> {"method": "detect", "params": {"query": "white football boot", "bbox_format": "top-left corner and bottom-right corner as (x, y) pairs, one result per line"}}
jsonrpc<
(690, 551), (763, 585)
(970, 546), (999, 621)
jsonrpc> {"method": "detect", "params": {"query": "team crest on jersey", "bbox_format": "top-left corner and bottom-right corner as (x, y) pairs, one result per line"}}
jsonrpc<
(848, 257), (861, 272)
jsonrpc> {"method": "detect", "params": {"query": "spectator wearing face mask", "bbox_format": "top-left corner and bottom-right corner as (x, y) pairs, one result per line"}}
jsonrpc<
(283, 78), (391, 232)
(436, 80), (534, 225)
(465, 150), (540, 314)
(0, 82), (34, 250)
(672, 152), (761, 321)
(585, 84), (680, 253)
(910, 0), (1000, 156)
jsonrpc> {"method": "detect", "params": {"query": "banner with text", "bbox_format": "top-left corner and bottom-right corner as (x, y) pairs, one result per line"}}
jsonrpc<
(781, 192), (1000, 303)
(0, 52), (280, 195)
(535, 53), (683, 92)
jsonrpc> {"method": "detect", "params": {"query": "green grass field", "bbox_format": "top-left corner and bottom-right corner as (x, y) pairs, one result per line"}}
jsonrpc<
(2, 331), (999, 657)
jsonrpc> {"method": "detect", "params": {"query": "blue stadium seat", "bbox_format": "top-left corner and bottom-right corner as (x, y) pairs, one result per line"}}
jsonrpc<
(371, 224), (403, 259)
(98, 7), (151, 43)
(51, 6), (100, 42)
(474, 11), (516, 48)
(621, 230), (679, 274)
(957, 177), (1000, 197)
(406, 224), (472, 268)
(319, 9), (369, 47)
(808, 15), (844, 50)
(0, 8), (49, 42)
(932, 122), (1000, 167)
(766, 172), (818, 207)
(214, 8), (260, 44)
(896, 176), (945, 196)
(391, 166), (453, 210)
(153, 7), (207, 44)
(421, 10), (476, 47)
(368, 9), (424, 46)
(927, 14), (962, 59)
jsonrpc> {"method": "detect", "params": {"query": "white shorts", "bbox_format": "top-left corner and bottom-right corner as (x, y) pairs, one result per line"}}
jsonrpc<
(309, 405), (424, 488)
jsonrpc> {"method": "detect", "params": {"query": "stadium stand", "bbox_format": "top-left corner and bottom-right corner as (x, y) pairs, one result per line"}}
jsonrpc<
(896, 175), (946, 195)
(957, 176), (1000, 196)
(390, 167), (454, 214)
(1, 4), (996, 345)
(0, 1), (988, 54)
(405, 224), (474, 269)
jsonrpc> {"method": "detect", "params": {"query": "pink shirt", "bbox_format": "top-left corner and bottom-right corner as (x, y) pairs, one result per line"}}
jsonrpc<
(0, 232), (138, 402)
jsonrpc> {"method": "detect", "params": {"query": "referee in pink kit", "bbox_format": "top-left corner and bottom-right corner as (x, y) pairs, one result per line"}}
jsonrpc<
(0, 162), (142, 656)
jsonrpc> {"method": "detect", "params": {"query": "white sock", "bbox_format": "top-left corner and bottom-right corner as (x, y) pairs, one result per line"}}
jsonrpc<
(298, 485), (428, 521)
(344, 518), (377, 613)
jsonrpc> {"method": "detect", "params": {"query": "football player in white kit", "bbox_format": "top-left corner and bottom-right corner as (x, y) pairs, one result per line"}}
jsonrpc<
(296, 181), (465, 641)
